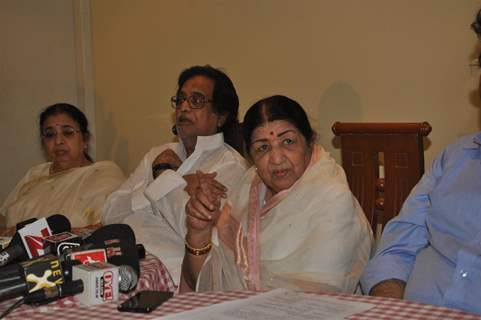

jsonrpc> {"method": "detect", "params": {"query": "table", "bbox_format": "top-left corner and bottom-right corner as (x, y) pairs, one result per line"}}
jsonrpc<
(1, 259), (480, 319)
(4, 289), (481, 320)
(156, 291), (481, 320)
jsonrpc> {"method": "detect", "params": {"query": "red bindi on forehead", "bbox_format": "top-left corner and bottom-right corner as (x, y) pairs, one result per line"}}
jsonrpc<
(270, 131), (274, 135)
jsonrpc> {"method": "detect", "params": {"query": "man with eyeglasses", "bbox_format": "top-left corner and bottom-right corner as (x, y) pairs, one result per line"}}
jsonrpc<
(360, 10), (481, 315)
(102, 65), (248, 286)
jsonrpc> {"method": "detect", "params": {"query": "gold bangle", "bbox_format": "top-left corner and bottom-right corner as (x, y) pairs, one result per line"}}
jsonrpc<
(185, 239), (212, 256)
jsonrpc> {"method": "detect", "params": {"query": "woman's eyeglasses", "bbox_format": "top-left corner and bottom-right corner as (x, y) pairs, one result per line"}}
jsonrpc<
(42, 126), (80, 140)
(170, 92), (213, 109)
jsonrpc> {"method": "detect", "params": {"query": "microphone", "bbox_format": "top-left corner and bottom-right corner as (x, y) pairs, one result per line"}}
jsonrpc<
(43, 232), (82, 256)
(23, 279), (84, 304)
(72, 262), (120, 305)
(118, 265), (138, 293)
(24, 264), (137, 305)
(20, 215), (71, 259)
(85, 224), (140, 276)
(0, 215), (71, 267)
(0, 254), (64, 302)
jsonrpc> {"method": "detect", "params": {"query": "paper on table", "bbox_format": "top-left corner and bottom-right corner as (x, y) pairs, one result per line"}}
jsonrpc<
(157, 289), (375, 320)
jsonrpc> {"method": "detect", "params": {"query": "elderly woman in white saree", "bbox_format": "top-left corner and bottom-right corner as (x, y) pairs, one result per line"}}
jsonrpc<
(181, 95), (372, 293)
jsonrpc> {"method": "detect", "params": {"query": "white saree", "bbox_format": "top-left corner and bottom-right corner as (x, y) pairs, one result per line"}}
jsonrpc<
(197, 146), (372, 293)
(1, 161), (125, 228)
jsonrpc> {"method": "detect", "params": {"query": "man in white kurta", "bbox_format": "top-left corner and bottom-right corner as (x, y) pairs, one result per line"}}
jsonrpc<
(102, 133), (247, 285)
(197, 146), (372, 293)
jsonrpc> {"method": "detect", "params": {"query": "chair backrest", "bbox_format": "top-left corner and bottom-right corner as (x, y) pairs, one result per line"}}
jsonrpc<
(331, 122), (432, 238)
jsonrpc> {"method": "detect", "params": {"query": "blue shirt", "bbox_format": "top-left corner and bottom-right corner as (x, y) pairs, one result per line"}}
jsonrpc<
(361, 132), (481, 315)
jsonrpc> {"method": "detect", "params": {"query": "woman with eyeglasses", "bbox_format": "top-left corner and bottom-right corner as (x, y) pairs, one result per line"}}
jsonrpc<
(0, 103), (125, 231)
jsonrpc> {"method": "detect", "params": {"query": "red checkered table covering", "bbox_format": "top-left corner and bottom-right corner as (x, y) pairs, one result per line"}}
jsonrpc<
(0, 253), (177, 319)
(1, 265), (480, 320)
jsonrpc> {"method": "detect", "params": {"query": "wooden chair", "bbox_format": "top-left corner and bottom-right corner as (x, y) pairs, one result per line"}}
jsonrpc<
(331, 122), (432, 239)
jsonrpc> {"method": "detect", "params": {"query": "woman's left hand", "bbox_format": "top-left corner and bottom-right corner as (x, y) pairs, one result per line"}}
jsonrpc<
(185, 176), (224, 234)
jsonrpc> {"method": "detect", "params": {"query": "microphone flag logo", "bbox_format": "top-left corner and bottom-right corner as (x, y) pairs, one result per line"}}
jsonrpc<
(26, 270), (55, 292)
(18, 218), (52, 258)
(20, 254), (64, 293)
(70, 249), (107, 265)
(101, 271), (114, 301)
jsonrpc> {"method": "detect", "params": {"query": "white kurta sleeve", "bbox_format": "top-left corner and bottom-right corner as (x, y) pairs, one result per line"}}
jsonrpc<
(145, 147), (247, 240)
(101, 150), (157, 225)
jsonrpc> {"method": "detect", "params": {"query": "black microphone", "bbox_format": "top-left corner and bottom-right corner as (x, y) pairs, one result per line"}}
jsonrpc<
(85, 224), (140, 276)
(0, 254), (64, 302)
(0, 214), (71, 267)
(23, 279), (84, 304)
(0, 257), (81, 303)
(0, 218), (38, 267)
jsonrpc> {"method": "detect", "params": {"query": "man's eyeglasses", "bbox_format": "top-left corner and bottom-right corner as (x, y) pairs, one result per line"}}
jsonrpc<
(170, 92), (213, 109)
(469, 53), (481, 74)
(42, 126), (80, 140)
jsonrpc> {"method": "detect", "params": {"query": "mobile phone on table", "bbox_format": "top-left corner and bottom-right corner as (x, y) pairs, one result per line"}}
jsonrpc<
(117, 290), (174, 313)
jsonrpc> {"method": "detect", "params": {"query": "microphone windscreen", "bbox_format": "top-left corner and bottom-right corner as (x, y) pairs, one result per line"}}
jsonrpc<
(46, 214), (71, 234)
(118, 265), (138, 293)
(86, 224), (139, 275)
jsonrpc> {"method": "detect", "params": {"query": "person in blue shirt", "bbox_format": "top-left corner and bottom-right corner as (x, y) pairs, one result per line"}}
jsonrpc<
(360, 9), (481, 315)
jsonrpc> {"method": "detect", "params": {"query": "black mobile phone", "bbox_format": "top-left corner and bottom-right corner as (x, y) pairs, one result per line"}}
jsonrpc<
(117, 290), (174, 313)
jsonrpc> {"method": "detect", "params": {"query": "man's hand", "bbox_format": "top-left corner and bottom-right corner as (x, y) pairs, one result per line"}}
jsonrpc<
(369, 279), (406, 299)
(183, 171), (227, 198)
(152, 149), (182, 178)
(185, 174), (226, 233)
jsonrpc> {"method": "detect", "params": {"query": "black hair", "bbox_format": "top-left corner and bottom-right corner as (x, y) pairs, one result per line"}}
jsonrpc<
(242, 95), (315, 150)
(176, 65), (242, 153)
(39, 103), (92, 162)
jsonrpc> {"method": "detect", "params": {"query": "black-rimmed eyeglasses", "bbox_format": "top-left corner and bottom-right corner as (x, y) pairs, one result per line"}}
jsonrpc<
(170, 92), (213, 109)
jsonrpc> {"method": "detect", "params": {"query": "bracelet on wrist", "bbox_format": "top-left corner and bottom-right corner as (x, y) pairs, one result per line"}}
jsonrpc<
(185, 239), (212, 256)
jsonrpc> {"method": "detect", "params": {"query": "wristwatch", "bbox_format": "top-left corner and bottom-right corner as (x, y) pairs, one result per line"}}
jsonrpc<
(152, 163), (173, 179)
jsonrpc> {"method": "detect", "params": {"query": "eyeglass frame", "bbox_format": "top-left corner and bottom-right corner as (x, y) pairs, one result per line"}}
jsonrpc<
(170, 92), (213, 109)
(41, 125), (82, 140)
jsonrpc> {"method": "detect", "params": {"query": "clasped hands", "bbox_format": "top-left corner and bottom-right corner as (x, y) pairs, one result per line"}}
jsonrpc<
(152, 148), (227, 233)
(185, 171), (227, 235)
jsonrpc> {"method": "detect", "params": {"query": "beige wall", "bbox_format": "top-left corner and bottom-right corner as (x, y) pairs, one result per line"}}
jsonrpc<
(0, 0), (84, 204)
(90, 0), (481, 175)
